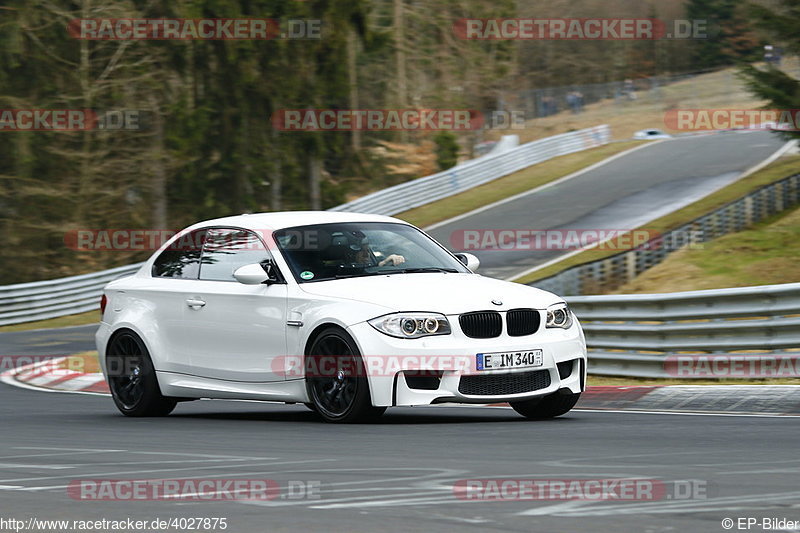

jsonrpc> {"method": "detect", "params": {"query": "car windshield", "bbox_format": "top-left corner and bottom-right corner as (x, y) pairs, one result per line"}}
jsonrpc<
(274, 222), (469, 283)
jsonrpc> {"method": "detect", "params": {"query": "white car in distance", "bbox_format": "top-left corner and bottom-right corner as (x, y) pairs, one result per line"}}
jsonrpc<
(633, 128), (673, 140)
(96, 212), (587, 423)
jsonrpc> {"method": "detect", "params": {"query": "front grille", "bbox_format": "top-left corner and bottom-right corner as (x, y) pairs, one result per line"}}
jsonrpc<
(458, 369), (551, 396)
(459, 311), (502, 338)
(507, 308), (540, 336)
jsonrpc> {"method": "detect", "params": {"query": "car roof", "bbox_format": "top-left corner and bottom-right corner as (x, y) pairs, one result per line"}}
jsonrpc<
(186, 211), (405, 232)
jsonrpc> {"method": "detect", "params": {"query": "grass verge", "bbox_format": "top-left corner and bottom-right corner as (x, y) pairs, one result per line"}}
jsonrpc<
(0, 310), (99, 333)
(398, 140), (644, 228)
(615, 203), (800, 293)
(515, 154), (800, 285)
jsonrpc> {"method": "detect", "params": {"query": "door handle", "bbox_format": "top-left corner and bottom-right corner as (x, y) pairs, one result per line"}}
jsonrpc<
(185, 298), (206, 309)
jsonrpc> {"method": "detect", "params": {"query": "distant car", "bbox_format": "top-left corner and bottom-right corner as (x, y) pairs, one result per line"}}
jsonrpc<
(96, 212), (587, 423)
(633, 129), (672, 140)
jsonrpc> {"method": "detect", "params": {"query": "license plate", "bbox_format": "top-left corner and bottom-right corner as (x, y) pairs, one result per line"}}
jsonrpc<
(476, 350), (543, 371)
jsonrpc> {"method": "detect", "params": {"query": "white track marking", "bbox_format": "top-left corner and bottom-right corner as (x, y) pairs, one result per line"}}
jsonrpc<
(16, 447), (125, 452)
(0, 463), (74, 470)
(0, 450), (113, 460)
(4, 459), (337, 491)
(517, 490), (800, 517)
(514, 500), (592, 516)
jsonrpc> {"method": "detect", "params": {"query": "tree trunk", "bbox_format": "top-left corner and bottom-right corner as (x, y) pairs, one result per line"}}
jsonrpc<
(394, 0), (408, 143)
(347, 28), (361, 151)
(148, 93), (167, 229)
(309, 154), (322, 210)
(76, 0), (92, 226)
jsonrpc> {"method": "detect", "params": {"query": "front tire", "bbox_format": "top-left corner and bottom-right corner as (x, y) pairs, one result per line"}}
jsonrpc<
(106, 331), (177, 417)
(510, 391), (580, 419)
(305, 327), (385, 423)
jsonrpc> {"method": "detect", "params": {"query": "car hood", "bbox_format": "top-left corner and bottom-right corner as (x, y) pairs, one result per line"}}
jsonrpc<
(297, 273), (563, 316)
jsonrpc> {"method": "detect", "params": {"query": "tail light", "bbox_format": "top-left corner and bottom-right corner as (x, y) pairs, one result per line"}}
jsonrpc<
(100, 294), (107, 317)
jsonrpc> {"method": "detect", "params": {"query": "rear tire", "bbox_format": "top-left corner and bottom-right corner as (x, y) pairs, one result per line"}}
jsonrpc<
(510, 391), (580, 419)
(106, 331), (177, 417)
(305, 327), (385, 423)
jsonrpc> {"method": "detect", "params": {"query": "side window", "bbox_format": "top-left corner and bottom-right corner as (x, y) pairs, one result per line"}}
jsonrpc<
(199, 228), (272, 282)
(152, 229), (207, 279)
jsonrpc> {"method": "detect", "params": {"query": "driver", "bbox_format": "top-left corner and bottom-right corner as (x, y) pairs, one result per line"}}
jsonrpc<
(350, 232), (405, 267)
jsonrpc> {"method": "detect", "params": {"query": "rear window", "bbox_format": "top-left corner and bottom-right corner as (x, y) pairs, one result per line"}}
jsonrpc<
(151, 229), (207, 279)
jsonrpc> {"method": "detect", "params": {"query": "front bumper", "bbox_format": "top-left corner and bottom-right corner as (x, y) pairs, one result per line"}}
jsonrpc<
(347, 319), (587, 407)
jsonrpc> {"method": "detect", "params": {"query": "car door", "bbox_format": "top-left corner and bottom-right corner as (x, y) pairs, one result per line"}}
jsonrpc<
(146, 228), (208, 375)
(180, 227), (288, 382)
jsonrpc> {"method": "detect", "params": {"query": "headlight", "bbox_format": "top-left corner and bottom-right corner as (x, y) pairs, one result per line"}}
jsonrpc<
(546, 303), (573, 329)
(368, 313), (451, 339)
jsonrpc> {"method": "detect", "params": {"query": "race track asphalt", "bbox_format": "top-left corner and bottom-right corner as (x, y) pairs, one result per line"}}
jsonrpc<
(427, 131), (788, 279)
(0, 384), (797, 533)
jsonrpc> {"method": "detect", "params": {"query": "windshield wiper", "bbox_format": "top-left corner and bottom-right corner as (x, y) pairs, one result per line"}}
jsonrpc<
(332, 270), (403, 279)
(331, 267), (457, 279)
(397, 267), (459, 274)
(333, 272), (383, 279)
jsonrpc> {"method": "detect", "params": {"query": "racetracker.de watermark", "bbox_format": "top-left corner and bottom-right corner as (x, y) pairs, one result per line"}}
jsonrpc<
(452, 478), (708, 501)
(65, 229), (197, 252)
(450, 229), (658, 252)
(273, 354), (475, 379)
(0, 109), (146, 132)
(271, 109), (483, 131)
(665, 109), (800, 131)
(0, 355), (77, 374)
(64, 227), (396, 252)
(454, 18), (708, 40)
(449, 229), (705, 252)
(67, 479), (321, 501)
(665, 354), (800, 378)
(68, 18), (321, 40)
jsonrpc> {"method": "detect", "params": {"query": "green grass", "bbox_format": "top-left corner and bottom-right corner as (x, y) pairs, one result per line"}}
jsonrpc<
(0, 310), (99, 333)
(616, 202), (800, 293)
(398, 141), (644, 228)
(515, 154), (800, 285)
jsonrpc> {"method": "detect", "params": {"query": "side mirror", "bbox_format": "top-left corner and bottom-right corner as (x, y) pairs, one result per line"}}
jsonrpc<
(454, 252), (480, 271)
(234, 262), (281, 285)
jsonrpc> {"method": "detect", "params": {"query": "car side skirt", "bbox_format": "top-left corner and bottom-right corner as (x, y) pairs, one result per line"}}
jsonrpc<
(157, 371), (310, 403)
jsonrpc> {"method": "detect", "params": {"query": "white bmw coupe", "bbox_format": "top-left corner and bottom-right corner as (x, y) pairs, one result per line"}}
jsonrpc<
(96, 212), (587, 423)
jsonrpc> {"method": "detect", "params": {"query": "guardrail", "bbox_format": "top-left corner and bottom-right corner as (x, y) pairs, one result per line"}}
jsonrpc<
(331, 125), (610, 216)
(566, 282), (800, 377)
(535, 171), (800, 296)
(0, 263), (143, 326)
